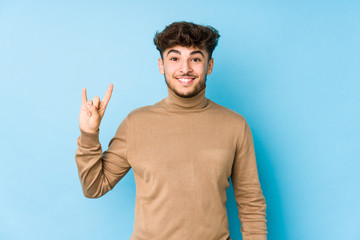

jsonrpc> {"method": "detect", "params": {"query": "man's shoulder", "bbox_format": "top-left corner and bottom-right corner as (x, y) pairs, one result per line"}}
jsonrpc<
(126, 101), (162, 119)
(208, 100), (247, 123)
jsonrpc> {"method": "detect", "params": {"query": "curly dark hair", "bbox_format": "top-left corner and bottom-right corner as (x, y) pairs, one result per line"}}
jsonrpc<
(153, 21), (220, 60)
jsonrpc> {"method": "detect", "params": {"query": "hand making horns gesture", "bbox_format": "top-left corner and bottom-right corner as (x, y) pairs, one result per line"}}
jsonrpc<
(79, 84), (113, 133)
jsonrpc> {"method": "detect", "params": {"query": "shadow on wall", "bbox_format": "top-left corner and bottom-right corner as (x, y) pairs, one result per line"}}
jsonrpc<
(209, 61), (288, 240)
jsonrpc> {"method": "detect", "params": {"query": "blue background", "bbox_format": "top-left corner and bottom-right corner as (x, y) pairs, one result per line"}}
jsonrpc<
(1, 1), (359, 239)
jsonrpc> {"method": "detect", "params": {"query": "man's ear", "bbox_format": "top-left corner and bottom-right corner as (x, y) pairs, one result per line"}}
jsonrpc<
(207, 58), (214, 75)
(158, 58), (165, 75)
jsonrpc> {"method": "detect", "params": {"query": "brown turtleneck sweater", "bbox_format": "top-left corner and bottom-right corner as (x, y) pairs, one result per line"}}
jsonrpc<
(75, 87), (267, 240)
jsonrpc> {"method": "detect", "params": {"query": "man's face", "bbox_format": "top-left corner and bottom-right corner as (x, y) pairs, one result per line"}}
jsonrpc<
(158, 46), (214, 98)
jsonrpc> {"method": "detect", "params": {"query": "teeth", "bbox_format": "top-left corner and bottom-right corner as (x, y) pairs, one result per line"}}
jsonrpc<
(178, 78), (193, 82)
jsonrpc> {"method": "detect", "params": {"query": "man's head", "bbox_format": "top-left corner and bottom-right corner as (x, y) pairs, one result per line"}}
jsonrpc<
(154, 22), (220, 98)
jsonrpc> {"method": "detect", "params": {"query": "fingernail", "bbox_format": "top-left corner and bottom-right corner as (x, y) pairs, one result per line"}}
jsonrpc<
(87, 104), (90, 108)
(87, 111), (91, 116)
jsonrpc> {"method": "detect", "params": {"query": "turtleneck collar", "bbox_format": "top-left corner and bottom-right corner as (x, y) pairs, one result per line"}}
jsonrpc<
(161, 86), (209, 110)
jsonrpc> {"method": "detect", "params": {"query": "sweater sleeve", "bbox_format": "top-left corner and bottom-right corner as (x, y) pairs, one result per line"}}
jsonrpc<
(231, 120), (267, 240)
(75, 116), (131, 198)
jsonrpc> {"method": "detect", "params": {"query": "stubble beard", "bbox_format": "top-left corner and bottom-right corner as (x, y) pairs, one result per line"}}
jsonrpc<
(164, 75), (207, 98)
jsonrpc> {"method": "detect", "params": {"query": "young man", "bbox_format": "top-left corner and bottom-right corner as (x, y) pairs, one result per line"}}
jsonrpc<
(76, 21), (267, 240)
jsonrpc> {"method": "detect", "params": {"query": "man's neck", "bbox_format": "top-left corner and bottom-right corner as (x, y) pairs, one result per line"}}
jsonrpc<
(162, 86), (208, 110)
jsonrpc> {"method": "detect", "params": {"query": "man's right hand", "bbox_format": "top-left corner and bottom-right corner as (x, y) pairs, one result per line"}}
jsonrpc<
(79, 84), (113, 133)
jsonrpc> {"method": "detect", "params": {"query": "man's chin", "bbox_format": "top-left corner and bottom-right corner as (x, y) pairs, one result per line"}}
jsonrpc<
(174, 91), (196, 98)
(172, 86), (205, 98)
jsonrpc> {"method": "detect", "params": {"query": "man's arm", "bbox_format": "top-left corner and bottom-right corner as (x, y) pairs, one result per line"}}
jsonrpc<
(75, 117), (131, 198)
(231, 121), (267, 240)
(75, 85), (131, 198)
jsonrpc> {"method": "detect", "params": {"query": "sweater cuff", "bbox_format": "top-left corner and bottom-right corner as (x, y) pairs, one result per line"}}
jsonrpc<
(242, 221), (267, 240)
(243, 235), (267, 240)
(79, 129), (100, 147)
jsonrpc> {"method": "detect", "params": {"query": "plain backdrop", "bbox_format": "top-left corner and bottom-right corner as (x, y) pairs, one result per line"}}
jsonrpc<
(1, 1), (359, 239)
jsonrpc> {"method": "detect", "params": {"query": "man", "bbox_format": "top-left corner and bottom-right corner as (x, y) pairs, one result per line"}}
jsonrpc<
(76, 21), (267, 240)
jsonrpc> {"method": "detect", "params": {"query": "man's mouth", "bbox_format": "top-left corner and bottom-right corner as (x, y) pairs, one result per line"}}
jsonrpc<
(176, 77), (196, 85)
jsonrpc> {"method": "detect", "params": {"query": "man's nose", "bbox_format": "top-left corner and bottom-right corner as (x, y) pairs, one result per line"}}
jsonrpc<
(180, 60), (192, 73)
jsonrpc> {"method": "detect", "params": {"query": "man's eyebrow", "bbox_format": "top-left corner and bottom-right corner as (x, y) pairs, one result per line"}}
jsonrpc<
(166, 49), (181, 56)
(190, 51), (205, 57)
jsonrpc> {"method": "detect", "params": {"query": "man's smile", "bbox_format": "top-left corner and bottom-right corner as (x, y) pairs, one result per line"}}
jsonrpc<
(176, 77), (195, 85)
(175, 75), (197, 85)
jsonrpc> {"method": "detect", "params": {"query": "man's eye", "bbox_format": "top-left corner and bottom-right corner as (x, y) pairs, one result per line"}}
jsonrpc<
(192, 58), (201, 62)
(170, 57), (178, 61)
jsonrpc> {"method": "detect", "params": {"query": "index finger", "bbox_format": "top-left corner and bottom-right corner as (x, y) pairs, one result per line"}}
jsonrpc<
(102, 83), (113, 107)
(82, 88), (88, 104)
